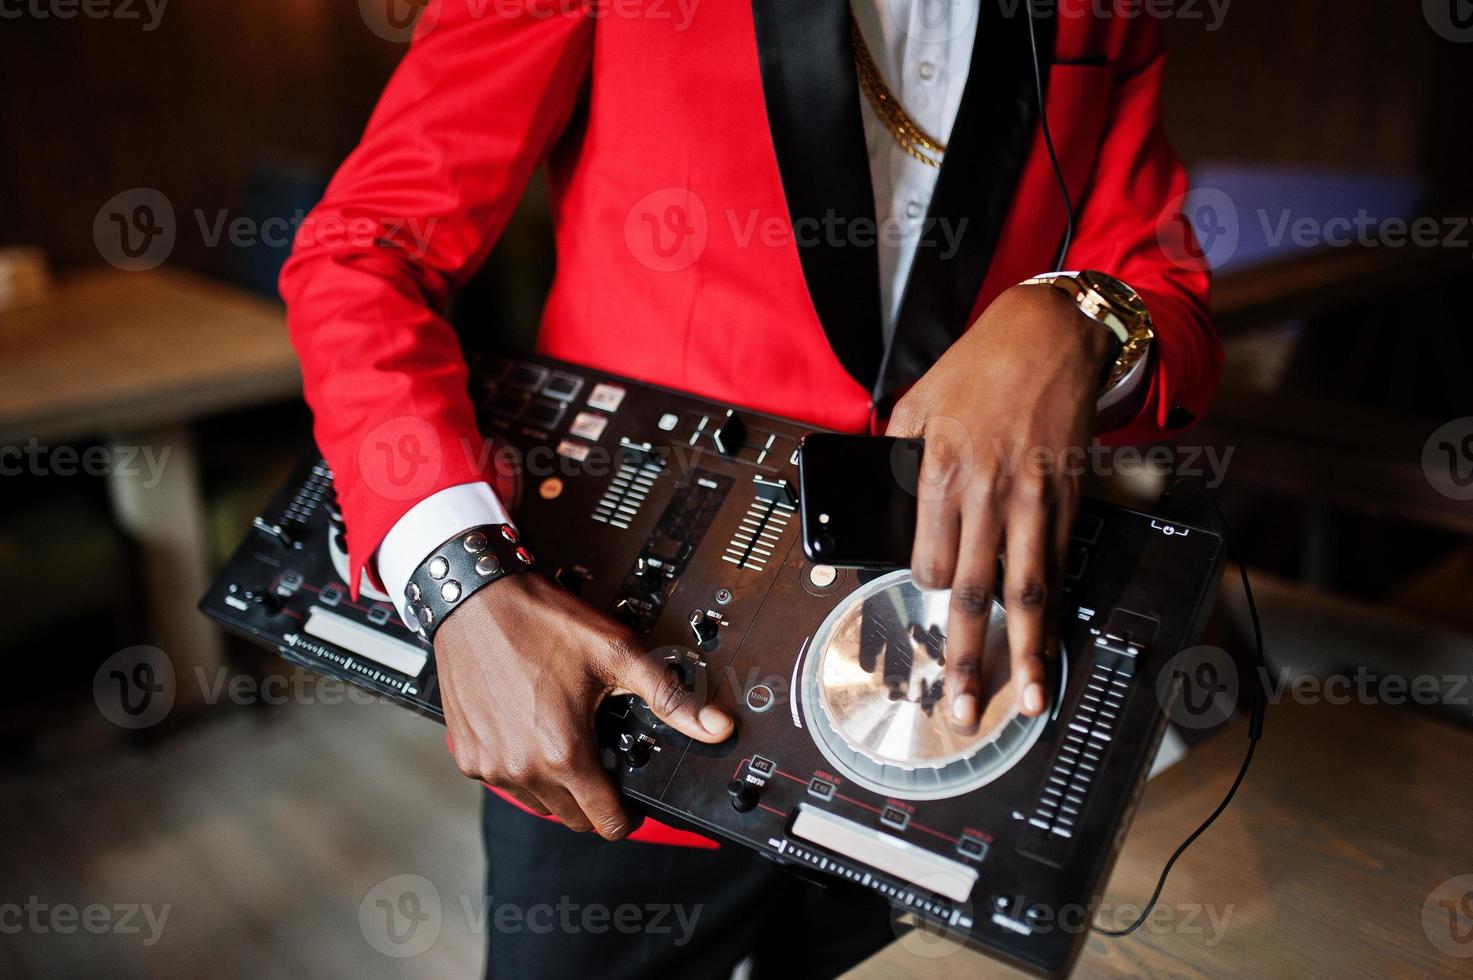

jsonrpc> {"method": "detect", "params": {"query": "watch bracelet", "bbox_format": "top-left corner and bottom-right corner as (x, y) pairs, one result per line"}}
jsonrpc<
(403, 523), (534, 642)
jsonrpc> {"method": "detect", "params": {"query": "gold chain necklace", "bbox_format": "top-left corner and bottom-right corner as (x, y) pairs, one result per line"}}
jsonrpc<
(850, 12), (946, 168)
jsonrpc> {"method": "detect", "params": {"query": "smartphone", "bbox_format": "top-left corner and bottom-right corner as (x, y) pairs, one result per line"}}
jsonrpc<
(797, 434), (923, 568)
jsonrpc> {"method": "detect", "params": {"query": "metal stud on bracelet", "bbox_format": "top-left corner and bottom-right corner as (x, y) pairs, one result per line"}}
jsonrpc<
(403, 523), (533, 641)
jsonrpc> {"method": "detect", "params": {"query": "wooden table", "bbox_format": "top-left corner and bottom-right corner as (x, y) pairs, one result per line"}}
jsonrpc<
(0, 267), (300, 691)
(851, 699), (1473, 978)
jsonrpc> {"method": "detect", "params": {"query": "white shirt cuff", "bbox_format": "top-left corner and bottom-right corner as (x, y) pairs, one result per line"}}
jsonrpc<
(376, 482), (512, 628)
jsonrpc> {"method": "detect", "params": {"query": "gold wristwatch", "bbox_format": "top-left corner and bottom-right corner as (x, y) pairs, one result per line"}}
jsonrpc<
(1022, 270), (1154, 394)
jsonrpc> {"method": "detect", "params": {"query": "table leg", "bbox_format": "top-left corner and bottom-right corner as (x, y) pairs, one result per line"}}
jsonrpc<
(105, 423), (224, 710)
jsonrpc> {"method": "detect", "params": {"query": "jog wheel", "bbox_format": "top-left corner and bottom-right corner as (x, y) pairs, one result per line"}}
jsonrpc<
(800, 570), (1057, 801)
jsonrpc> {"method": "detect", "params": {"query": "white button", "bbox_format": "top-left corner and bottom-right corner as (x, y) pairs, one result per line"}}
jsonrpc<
(570, 411), (608, 441)
(658, 413), (679, 431)
(918, 61), (936, 81)
(586, 383), (626, 412)
(556, 439), (590, 462)
(809, 564), (838, 588)
(905, 201), (923, 219)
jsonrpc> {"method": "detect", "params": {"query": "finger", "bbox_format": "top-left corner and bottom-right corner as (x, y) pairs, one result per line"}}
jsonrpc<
(504, 787), (552, 817)
(532, 782), (595, 834)
(1003, 484), (1051, 717)
(943, 498), (1003, 731)
(608, 641), (734, 744)
(910, 433), (967, 589)
(563, 746), (637, 841)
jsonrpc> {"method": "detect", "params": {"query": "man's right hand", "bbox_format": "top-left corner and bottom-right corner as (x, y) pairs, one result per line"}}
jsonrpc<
(433, 573), (735, 840)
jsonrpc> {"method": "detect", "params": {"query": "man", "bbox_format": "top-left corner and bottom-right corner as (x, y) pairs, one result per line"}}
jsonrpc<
(281, 0), (1219, 975)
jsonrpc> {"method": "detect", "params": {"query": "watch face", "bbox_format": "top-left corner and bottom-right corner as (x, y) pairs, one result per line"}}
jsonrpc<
(1081, 271), (1148, 318)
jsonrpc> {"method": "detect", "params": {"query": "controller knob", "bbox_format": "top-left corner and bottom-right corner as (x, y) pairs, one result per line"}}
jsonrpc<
(688, 609), (719, 648)
(728, 779), (758, 813)
(618, 733), (652, 771)
(711, 411), (747, 457)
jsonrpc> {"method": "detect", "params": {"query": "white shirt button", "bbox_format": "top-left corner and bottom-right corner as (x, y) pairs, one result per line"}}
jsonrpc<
(918, 60), (936, 81)
(905, 200), (923, 219)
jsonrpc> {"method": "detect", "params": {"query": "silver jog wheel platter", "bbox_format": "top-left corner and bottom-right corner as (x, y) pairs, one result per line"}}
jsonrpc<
(800, 569), (1055, 801)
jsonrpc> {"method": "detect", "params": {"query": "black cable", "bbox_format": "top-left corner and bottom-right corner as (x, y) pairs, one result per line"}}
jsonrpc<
(1094, 483), (1266, 937)
(1024, 1), (1075, 270)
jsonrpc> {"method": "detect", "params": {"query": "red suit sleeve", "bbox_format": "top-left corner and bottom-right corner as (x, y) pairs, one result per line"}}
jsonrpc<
(279, 1), (593, 598)
(1062, 20), (1223, 444)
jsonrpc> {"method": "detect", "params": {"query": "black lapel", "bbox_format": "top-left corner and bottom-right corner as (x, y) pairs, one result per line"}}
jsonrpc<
(750, 0), (883, 391)
(875, 3), (1056, 402)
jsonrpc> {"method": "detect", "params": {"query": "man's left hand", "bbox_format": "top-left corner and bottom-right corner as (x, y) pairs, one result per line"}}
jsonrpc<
(886, 283), (1116, 729)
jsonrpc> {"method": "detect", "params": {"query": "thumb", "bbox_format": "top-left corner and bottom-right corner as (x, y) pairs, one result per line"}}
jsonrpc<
(611, 647), (734, 744)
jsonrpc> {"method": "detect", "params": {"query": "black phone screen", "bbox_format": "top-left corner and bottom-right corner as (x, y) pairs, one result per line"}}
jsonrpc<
(797, 434), (923, 568)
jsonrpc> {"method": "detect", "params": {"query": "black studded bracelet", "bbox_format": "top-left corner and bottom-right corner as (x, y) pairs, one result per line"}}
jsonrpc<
(403, 523), (534, 642)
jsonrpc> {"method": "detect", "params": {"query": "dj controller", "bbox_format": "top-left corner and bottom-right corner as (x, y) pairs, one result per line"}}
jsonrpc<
(200, 353), (1225, 976)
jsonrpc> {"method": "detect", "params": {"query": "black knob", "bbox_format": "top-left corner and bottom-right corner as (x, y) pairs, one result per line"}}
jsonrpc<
(688, 609), (719, 648)
(611, 598), (642, 628)
(728, 779), (758, 813)
(237, 587), (285, 615)
(635, 556), (664, 594)
(712, 411), (747, 457)
(618, 733), (652, 771)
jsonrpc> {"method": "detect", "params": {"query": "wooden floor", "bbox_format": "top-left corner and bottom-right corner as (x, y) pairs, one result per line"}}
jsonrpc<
(0, 694), (484, 979)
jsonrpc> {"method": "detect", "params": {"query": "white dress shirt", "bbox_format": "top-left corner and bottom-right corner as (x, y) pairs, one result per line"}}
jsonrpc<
(377, 0), (1139, 622)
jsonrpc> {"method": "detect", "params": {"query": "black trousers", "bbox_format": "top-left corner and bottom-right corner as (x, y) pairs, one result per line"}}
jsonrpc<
(480, 794), (899, 979)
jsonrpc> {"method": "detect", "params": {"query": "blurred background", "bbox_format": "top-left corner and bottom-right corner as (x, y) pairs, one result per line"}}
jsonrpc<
(2, 2), (1472, 977)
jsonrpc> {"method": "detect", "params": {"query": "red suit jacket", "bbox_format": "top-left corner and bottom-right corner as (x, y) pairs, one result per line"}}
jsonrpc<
(280, 0), (1219, 847)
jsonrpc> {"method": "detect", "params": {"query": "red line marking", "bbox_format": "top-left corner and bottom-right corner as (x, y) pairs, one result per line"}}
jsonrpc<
(757, 802), (786, 818)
